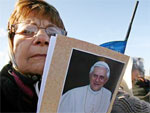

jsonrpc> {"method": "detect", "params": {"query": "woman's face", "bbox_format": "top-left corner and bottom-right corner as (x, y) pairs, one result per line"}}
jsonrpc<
(13, 17), (53, 75)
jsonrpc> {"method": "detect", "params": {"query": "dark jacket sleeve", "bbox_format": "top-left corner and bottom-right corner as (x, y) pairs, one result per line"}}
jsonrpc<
(0, 71), (18, 112)
(0, 85), (9, 112)
(0, 64), (38, 113)
(0, 64), (20, 112)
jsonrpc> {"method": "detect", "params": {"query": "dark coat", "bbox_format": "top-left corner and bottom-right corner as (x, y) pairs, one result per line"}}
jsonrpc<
(0, 64), (40, 113)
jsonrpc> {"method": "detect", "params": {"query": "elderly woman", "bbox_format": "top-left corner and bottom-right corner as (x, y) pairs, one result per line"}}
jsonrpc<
(0, 0), (66, 112)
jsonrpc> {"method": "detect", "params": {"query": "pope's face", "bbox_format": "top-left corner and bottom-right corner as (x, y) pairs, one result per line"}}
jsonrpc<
(89, 66), (108, 91)
(13, 17), (52, 75)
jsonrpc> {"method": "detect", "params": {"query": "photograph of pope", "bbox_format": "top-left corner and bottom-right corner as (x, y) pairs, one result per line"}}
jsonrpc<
(58, 61), (112, 113)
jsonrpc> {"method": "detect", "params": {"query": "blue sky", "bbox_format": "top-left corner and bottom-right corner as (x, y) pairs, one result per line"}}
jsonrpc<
(0, 0), (150, 75)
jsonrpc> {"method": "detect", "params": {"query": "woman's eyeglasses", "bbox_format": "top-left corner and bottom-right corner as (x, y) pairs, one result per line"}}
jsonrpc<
(11, 23), (67, 37)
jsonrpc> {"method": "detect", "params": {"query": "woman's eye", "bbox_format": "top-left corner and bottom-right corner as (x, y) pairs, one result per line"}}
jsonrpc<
(20, 30), (34, 36)
(23, 30), (32, 34)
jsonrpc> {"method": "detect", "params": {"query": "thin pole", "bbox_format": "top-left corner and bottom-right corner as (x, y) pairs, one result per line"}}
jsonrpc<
(125, 1), (139, 41)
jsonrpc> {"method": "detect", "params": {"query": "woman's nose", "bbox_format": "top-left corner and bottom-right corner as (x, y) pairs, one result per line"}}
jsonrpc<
(33, 29), (49, 46)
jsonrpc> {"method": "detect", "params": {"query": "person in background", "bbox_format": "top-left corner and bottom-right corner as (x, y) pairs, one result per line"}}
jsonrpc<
(132, 57), (145, 84)
(132, 58), (150, 102)
(111, 58), (150, 113)
(59, 61), (112, 113)
(0, 0), (66, 112)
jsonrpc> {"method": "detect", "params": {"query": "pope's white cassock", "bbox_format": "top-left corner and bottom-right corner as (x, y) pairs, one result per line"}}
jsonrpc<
(58, 85), (112, 113)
